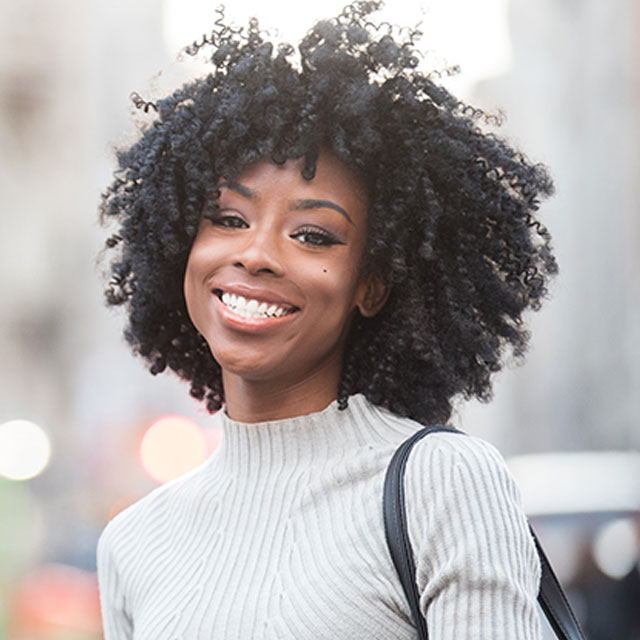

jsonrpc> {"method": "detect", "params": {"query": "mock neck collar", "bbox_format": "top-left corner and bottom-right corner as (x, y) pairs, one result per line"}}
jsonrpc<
(211, 394), (415, 475)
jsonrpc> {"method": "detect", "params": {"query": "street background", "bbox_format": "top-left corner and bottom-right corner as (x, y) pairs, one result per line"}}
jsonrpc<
(1, 0), (638, 637)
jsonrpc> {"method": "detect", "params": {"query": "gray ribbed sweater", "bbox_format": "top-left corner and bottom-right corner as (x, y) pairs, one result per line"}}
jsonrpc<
(97, 395), (542, 639)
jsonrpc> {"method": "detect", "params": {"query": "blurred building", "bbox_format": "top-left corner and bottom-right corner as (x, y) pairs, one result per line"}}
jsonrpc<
(459, 0), (640, 455)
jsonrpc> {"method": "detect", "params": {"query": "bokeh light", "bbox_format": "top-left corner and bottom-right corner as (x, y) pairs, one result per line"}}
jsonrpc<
(204, 425), (224, 452)
(593, 517), (638, 579)
(0, 419), (51, 481)
(13, 563), (101, 634)
(139, 415), (208, 484)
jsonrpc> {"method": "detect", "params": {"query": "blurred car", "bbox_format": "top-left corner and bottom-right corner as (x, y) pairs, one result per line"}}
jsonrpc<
(507, 450), (640, 640)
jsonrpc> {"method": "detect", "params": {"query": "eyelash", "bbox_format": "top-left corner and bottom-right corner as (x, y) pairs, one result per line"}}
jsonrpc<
(204, 213), (344, 247)
(206, 213), (248, 229)
(291, 226), (343, 247)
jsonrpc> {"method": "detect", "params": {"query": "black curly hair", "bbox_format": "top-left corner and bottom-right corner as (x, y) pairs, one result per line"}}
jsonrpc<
(99, 1), (556, 425)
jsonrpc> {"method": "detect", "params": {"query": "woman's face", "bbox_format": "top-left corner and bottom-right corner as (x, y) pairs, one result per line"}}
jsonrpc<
(184, 152), (380, 396)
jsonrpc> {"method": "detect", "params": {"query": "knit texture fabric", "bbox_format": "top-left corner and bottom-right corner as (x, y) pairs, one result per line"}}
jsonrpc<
(97, 394), (542, 639)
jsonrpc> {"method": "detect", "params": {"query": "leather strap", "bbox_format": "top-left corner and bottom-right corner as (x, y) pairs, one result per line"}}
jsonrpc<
(383, 425), (586, 640)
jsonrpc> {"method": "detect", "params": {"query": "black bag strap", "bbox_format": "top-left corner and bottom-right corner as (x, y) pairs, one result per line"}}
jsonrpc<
(383, 425), (586, 640)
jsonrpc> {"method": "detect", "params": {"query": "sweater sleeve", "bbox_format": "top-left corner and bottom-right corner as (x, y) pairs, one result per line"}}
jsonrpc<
(404, 433), (542, 639)
(97, 519), (134, 640)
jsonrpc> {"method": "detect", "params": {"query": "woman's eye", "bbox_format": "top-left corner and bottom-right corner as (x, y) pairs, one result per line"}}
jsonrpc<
(292, 228), (344, 247)
(206, 213), (248, 229)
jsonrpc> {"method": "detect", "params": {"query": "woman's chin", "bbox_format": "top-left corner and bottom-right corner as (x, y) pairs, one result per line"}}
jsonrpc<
(214, 350), (284, 384)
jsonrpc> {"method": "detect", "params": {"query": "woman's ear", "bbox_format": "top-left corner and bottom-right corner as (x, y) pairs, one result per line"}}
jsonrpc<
(356, 274), (390, 318)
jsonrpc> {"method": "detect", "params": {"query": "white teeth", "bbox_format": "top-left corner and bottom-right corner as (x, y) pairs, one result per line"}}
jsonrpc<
(219, 293), (292, 319)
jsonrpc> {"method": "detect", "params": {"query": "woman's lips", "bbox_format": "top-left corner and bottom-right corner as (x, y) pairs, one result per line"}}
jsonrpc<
(212, 289), (300, 332)
(212, 286), (299, 312)
(219, 291), (297, 317)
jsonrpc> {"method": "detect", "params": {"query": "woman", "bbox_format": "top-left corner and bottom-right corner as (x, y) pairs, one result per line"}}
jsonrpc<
(97, 2), (556, 638)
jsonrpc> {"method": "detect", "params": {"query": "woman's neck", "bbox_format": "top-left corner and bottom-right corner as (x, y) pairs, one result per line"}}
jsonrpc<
(221, 363), (341, 423)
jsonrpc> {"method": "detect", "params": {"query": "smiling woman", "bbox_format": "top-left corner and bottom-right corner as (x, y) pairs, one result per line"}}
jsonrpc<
(184, 153), (384, 421)
(96, 2), (565, 639)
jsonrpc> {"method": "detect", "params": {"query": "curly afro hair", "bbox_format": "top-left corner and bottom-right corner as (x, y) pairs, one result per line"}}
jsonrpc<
(99, 1), (556, 425)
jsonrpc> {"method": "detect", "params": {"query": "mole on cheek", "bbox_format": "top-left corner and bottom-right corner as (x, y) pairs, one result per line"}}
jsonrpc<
(322, 268), (327, 273)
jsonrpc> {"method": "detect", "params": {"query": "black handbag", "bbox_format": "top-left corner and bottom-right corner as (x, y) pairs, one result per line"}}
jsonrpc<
(383, 425), (586, 640)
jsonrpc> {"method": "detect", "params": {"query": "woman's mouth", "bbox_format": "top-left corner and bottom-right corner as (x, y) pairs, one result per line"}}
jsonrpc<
(215, 291), (298, 320)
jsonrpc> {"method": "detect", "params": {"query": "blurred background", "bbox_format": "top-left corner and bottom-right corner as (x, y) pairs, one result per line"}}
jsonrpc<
(0, 0), (638, 638)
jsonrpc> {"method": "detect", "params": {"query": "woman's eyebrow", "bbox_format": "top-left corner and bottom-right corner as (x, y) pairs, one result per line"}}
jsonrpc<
(218, 181), (256, 200)
(289, 199), (354, 226)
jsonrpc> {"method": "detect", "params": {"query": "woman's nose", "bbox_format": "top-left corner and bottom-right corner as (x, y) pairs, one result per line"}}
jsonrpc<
(233, 228), (284, 276)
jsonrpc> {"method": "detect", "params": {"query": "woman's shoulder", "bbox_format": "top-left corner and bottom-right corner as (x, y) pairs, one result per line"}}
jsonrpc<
(401, 428), (532, 554)
(400, 427), (529, 533)
(98, 454), (216, 556)
(405, 429), (510, 480)
(399, 428), (541, 632)
(365, 398), (508, 470)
